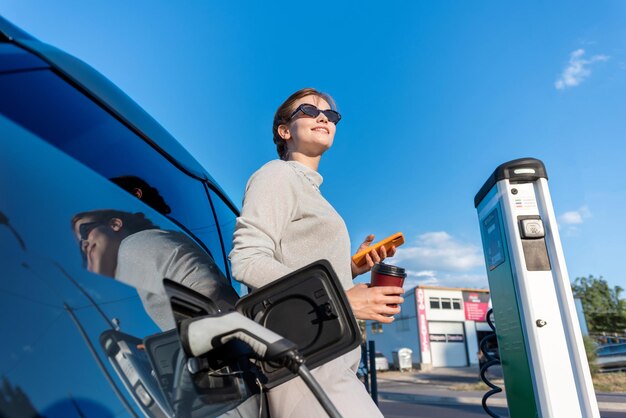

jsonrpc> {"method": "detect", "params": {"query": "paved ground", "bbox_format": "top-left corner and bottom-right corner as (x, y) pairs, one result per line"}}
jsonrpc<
(378, 399), (510, 418)
(372, 366), (626, 416)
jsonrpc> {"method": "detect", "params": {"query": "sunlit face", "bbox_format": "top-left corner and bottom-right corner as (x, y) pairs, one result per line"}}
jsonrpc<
(73, 216), (125, 277)
(280, 95), (337, 158)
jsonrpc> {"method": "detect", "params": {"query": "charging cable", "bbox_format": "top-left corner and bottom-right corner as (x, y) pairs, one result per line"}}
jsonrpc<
(180, 311), (342, 418)
(479, 309), (502, 418)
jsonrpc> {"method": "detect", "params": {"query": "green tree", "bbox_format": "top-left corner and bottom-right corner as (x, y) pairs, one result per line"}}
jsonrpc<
(582, 335), (599, 375)
(571, 275), (626, 334)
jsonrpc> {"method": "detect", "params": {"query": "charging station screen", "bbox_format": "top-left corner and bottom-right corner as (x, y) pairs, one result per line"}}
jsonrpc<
(483, 208), (505, 271)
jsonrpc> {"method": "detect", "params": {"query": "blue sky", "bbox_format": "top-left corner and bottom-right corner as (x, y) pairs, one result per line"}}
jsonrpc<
(4, 1), (626, 292)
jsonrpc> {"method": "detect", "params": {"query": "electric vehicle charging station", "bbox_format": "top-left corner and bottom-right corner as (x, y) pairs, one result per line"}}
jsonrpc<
(474, 158), (599, 418)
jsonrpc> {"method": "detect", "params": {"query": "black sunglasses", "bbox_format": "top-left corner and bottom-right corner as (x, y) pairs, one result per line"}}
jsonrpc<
(288, 104), (342, 125)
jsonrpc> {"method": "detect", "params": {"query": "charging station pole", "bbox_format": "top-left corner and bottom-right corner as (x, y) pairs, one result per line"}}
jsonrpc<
(474, 158), (599, 418)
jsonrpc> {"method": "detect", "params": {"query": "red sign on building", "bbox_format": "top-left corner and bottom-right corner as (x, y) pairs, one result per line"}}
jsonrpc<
(416, 288), (429, 353)
(463, 291), (490, 321)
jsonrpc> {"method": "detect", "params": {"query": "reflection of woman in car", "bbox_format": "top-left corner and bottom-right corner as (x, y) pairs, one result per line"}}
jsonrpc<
(230, 88), (403, 417)
(72, 209), (238, 330)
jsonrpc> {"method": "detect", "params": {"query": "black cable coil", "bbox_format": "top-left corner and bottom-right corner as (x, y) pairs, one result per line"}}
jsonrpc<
(479, 308), (503, 418)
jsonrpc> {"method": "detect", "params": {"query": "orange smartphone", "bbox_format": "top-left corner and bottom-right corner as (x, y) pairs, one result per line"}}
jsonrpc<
(351, 232), (405, 267)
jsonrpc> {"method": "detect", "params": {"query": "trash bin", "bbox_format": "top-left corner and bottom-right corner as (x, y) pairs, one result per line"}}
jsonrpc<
(392, 348), (413, 371)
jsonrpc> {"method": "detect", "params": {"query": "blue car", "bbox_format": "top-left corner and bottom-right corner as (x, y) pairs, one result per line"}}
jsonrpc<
(0, 16), (260, 417)
(595, 343), (626, 371)
(0, 14), (363, 417)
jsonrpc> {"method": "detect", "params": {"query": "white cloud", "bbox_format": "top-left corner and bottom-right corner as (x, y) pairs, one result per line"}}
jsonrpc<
(558, 206), (592, 237)
(559, 206), (591, 225)
(437, 273), (488, 289)
(388, 231), (484, 272)
(404, 270), (439, 287)
(560, 211), (583, 224)
(408, 270), (437, 278)
(385, 232), (488, 290)
(555, 49), (608, 90)
(403, 271), (489, 290)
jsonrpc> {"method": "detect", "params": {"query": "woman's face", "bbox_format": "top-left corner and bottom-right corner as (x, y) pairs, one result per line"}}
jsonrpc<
(281, 95), (337, 158)
(73, 216), (124, 277)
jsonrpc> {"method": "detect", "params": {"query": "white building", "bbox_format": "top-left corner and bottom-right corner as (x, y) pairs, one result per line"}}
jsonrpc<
(366, 285), (492, 369)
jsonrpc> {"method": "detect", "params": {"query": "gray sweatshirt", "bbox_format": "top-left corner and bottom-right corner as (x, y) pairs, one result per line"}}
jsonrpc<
(230, 160), (382, 418)
(116, 228), (239, 330)
(230, 159), (352, 290)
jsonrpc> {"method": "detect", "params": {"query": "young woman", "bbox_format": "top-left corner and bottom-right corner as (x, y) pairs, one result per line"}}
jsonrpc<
(229, 88), (404, 417)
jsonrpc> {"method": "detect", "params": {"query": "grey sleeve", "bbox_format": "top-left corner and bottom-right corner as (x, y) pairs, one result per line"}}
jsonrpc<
(229, 163), (297, 289)
(160, 231), (239, 306)
(117, 230), (239, 306)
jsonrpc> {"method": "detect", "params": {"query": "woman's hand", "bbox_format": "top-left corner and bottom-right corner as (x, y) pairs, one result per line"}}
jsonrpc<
(346, 283), (404, 324)
(351, 234), (397, 278)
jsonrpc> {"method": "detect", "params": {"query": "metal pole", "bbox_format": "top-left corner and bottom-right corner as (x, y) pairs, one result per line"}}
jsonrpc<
(361, 342), (370, 394)
(368, 340), (378, 405)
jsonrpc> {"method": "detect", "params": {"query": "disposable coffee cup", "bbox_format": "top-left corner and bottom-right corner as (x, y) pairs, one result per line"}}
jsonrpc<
(371, 263), (406, 308)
